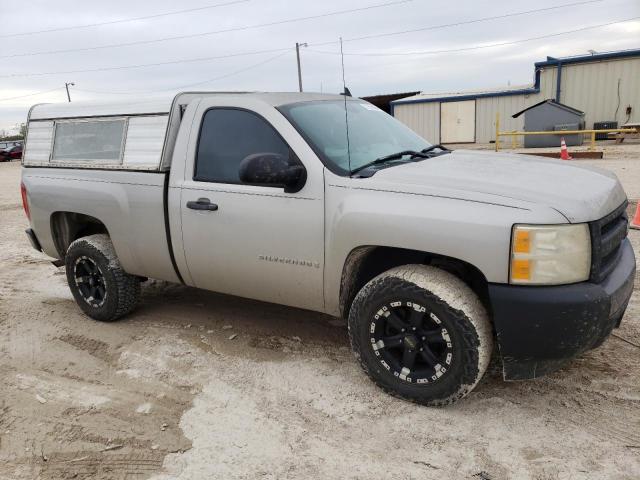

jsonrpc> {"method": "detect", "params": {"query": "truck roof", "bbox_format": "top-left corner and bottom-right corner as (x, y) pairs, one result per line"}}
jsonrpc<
(29, 91), (349, 120)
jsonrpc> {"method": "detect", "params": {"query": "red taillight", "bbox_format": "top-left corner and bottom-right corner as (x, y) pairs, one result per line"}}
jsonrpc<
(20, 181), (30, 220)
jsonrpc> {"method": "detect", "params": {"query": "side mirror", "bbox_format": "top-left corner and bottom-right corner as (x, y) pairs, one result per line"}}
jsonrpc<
(238, 152), (306, 193)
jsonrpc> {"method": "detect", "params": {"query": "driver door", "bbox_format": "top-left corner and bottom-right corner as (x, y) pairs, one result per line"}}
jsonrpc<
(178, 101), (325, 311)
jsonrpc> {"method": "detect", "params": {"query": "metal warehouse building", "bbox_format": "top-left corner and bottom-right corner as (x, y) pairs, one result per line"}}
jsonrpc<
(390, 49), (640, 145)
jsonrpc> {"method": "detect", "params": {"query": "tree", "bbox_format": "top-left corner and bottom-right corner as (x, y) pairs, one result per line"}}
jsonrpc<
(0, 124), (26, 141)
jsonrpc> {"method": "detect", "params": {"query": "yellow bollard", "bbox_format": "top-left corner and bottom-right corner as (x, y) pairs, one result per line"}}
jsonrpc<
(495, 112), (500, 152)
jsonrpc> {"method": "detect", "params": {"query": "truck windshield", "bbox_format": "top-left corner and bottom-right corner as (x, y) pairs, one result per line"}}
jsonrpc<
(278, 100), (431, 176)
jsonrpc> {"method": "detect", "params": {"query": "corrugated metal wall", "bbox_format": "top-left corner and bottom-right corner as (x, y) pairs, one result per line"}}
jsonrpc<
(559, 57), (640, 128)
(475, 71), (557, 142)
(393, 56), (639, 144)
(475, 96), (525, 143)
(393, 101), (440, 143)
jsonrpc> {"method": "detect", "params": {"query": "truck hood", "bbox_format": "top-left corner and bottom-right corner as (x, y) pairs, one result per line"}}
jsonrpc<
(365, 150), (626, 222)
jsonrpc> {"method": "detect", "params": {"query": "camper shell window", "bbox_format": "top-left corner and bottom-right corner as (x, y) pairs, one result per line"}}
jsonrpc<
(51, 118), (127, 164)
(23, 112), (170, 170)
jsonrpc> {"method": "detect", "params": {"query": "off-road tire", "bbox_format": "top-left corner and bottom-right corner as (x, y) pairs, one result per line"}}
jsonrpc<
(348, 264), (493, 406)
(65, 234), (140, 322)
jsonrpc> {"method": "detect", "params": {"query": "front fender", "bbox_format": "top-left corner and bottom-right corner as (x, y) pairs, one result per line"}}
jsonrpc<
(323, 181), (566, 316)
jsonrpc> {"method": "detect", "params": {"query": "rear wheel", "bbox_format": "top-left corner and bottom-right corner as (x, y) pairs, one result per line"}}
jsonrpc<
(348, 264), (492, 406)
(65, 234), (140, 322)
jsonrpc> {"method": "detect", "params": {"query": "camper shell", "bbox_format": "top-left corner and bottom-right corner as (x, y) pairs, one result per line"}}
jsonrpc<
(24, 93), (195, 171)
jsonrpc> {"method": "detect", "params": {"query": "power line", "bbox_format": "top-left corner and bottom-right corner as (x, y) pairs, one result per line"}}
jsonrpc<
(0, 0), (251, 39)
(75, 51), (291, 95)
(307, 16), (640, 56)
(0, 47), (291, 78)
(1, 1), (625, 79)
(166, 51), (291, 90)
(0, 87), (65, 102)
(0, 0), (413, 59)
(309, 0), (607, 47)
(0, 52), (289, 103)
(4, 15), (637, 80)
(48, 14), (637, 97)
(2, 4), (635, 99)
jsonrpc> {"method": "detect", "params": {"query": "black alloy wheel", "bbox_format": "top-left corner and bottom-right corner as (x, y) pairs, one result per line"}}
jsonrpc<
(73, 256), (107, 308)
(370, 300), (453, 384)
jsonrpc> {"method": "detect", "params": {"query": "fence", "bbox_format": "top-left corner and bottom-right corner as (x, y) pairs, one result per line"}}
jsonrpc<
(494, 113), (637, 152)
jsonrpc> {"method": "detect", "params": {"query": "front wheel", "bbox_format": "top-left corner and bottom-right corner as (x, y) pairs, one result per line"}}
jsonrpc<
(65, 234), (140, 322)
(348, 264), (493, 406)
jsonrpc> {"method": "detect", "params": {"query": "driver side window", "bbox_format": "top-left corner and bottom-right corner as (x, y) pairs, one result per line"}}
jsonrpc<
(194, 108), (290, 184)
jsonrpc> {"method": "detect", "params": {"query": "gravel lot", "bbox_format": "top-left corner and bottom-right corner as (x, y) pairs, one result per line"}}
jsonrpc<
(1, 143), (640, 479)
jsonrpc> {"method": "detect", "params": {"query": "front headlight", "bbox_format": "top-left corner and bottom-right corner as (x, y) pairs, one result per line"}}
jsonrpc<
(510, 224), (591, 285)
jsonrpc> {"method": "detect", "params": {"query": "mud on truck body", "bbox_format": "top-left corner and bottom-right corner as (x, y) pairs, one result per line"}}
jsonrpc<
(21, 92), (635, 405)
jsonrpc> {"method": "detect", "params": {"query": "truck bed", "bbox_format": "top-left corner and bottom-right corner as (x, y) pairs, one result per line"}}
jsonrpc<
(22, 167), (180, 283)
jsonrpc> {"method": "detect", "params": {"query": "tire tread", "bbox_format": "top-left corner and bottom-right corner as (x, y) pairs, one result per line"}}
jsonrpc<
(348, 264), (492, 406)
(65, 234), (140, 322)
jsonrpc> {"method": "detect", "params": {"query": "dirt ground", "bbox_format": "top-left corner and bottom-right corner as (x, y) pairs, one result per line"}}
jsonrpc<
(1, 142), (640, 480)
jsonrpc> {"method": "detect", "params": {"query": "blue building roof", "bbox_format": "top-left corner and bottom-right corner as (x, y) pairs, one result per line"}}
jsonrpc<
(534, 48), (640, 67)
(391, 48), (640, 109)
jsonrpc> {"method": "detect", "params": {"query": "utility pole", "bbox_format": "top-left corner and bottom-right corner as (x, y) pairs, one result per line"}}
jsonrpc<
(65, 82), (75, 102)
(295, 42), (307, 92)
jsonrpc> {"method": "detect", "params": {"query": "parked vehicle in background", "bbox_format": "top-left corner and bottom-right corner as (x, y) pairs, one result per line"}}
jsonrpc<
(19, 92), (635, 406)
(0, 140), (23, 148)
(1, 145), (23, 161)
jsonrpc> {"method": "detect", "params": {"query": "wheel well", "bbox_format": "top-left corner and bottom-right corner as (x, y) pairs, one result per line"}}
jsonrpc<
(50, 212), (109, 258)
(339, 246), (490, 318)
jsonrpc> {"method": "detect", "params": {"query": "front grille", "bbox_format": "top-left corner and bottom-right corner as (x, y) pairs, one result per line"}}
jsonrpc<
(589, 201), (628, 283)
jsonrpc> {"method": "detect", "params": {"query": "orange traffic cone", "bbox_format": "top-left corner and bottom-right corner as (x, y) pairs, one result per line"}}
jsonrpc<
(560, 137), (572, 160)
(630, 203), (640, 230)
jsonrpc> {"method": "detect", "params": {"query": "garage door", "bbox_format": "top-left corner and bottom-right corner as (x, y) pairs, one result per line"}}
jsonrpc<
(440, 100), (476, 143)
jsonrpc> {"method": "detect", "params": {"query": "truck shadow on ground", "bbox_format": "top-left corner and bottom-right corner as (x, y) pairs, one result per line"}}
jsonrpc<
(132, 279), (350, 350)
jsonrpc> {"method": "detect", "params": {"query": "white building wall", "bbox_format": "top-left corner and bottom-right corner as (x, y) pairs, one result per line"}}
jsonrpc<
(393, 55), (640, 144)
(475, 96), (526, 143)
(392, 101), (440, 143)
(474, 68), (557, 143)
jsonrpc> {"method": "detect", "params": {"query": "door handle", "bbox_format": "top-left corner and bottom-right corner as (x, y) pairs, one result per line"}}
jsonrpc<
(186, 198), (219, 211)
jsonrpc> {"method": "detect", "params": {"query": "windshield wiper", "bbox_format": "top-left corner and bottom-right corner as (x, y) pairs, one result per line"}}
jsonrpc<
(421, 144), (451, 154)
(351, 150), (429, 175)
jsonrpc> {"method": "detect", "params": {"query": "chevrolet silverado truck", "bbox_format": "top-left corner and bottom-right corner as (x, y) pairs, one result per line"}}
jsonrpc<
(20, 92), (635, 405)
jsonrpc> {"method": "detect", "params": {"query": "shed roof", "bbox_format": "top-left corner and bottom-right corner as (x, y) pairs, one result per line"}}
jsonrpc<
(390, 84), (535, 105)
(511, 99), (584, 118)
(361, 91), (420, 104)
(360, 91), (420, 113)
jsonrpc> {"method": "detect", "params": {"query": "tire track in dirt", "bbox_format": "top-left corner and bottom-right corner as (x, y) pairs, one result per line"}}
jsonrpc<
(35, 452), (165, 480)
(555, 395), (640, 446)
(58, 334), (116, 364)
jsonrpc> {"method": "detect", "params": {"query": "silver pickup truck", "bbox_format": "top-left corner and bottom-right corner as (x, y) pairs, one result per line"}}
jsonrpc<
(21, 92), (635, 405)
